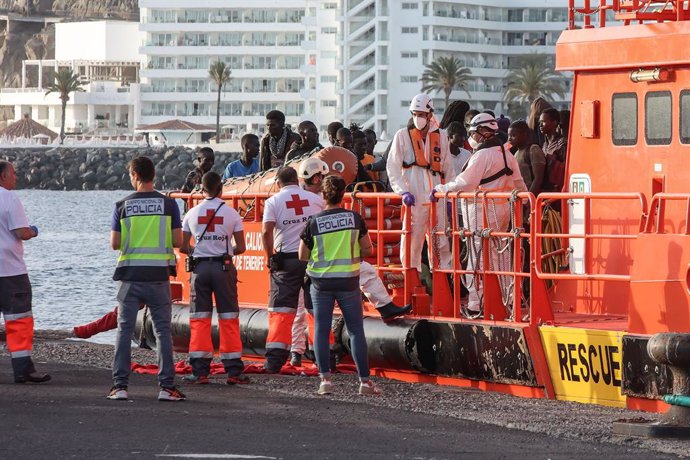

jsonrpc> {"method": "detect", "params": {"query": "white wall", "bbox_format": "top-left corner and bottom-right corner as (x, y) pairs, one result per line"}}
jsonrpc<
(56, 21), (140, 61)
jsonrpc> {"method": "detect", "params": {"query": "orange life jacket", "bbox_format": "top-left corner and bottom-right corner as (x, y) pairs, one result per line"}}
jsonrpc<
(404, 128), (442, 175)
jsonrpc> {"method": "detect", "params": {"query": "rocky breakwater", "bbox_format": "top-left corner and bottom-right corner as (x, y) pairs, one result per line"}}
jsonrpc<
(0, 146), (240, 190)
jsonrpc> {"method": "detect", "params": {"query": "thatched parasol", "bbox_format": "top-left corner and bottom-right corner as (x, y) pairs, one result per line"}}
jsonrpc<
(135, 119), (215, 132)
(0, 114), (58, 141)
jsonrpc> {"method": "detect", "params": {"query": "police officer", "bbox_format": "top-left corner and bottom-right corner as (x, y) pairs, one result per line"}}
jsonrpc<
(431, 113), (527, 314)
(298, 158), (411, 322)
(299, 175), (381, 396)
(110, 156), (184, 401)
(261, 166), (323, 373)
(0, 160), (50, 384)
(181, 172), (249, 385)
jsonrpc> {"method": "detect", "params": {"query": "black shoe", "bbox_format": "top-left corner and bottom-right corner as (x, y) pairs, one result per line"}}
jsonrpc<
(290, 352), (302, 367)
(226, 374), (251, 385)
(263, 365), (282, 374)
(15, 372), (51, 384)
(377, 302), (413, 323)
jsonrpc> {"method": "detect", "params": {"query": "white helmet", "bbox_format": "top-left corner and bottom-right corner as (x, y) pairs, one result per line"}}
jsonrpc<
(409, 93), (434, 113)
(468, 113), (499, 133)
(298, 157), (329, 180)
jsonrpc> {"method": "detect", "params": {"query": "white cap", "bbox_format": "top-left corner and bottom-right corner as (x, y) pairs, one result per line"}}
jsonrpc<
(468, 113), (498, 132)
(409, 93), (434, 113)
(298, 157), (329, 180)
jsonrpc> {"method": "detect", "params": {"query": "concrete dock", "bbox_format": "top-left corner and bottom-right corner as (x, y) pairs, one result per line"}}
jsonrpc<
(0, 337), (686, 459)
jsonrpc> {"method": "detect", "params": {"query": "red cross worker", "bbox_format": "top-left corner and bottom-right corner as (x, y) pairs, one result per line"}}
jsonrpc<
(261, 167), (323, 373)
(181, 171), (250, 385)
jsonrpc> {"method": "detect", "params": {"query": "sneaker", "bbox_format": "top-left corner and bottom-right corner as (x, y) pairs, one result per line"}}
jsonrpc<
(318, 379), (333, 395)
(106, 386), (128, 400)
(226, 374), (251, 385)
(182, 374), (209, 384)
(359, 380), (382, 396)
(158, 386), (186, 401)
(290, 352), (302, 367)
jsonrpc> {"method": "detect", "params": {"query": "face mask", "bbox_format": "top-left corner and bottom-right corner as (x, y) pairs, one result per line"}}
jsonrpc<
(413, 115), (428, 131)
(468, 136), (480, 150)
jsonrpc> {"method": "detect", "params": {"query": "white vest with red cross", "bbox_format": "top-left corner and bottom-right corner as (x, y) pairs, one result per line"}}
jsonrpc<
(262, 184), (324, 253)
(182, 197), (244, 257)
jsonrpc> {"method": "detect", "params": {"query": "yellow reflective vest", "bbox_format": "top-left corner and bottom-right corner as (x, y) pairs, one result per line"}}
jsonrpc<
(113, 192), (177, 281)
(305, 209), (363, 280)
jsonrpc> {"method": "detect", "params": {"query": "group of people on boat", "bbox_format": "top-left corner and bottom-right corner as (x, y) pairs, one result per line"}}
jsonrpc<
(0, 91), (569, 399)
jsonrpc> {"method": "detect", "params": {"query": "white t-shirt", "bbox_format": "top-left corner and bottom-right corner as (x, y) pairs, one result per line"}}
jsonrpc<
(0, 186), (29, 276)
(182, 197), (244, 257)
(448, 148), (472, 178)
(263, 184), (323, 253)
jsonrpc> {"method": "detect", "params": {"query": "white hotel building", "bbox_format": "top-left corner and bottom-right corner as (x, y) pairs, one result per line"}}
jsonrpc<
(138, 1), (574, 139)
(338, 0), (573, 135)
(0, 2), (574, 140)
(138, 0), (339, 138)
(0, 20), (140, 134)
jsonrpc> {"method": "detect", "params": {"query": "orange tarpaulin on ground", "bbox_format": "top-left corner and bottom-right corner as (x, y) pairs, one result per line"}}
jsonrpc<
(131, 360), (356, 376)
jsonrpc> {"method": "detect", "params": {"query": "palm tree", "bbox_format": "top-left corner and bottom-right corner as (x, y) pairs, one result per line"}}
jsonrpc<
(503, 54), (565, 110)
(208, 60), (232, 144)
(420, 56), (472, 111)
(44, 68), (84, 144)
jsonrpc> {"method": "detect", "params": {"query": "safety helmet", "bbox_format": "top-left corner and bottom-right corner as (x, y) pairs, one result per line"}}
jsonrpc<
(467, 113), (499, 133)
(409, 93), (434, 113)
(298, 157), (329, 180)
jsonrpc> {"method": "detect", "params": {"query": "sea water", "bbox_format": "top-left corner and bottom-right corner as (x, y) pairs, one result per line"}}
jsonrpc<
(16, 190), (183, 344)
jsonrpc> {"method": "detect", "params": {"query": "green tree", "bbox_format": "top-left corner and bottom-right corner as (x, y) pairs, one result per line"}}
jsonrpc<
(503, 54), (565, 113)
(420, 56), (472, 111)
(208, 60), (232, 144)
(44, 68), (84, 144)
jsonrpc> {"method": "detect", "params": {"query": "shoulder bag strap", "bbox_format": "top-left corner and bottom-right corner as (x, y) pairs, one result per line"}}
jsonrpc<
(190, 201), (225, 257)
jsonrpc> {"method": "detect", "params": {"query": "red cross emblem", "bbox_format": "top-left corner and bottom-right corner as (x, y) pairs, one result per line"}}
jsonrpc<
(285, 194), (310, 216)
(198, 209), (224, 232)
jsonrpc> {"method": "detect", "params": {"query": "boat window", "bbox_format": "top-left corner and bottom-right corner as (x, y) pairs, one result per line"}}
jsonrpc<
(681, 90), (690, 144)
(645, 91), (672, 145)
(612, 93), (637, 146)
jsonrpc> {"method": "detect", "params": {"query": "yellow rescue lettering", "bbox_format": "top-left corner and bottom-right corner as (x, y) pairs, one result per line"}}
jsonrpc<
(539, 327), (626, 407)
(555, 341), (621, 387)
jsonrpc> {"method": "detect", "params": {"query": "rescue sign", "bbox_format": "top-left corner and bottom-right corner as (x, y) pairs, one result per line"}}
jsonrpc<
(539, 326), (626, 407)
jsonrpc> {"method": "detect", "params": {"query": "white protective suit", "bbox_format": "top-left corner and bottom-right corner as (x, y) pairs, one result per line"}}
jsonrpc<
(290, 260), (392, 354)
(435, 140), (527, 312)
(387, 120), (455, 272)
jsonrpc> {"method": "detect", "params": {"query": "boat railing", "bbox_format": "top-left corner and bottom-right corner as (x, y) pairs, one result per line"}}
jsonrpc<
(568, 0), (690, 29)
(169, 189), (647, 325)
(534, 192), (647, 283)
(168, 190), (273, 222)
(644, 193), (690, 234)
(425, 190), (534, 323)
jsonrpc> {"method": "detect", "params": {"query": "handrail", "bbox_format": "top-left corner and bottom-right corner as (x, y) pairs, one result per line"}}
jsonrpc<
(348, 192), (413, 306)
(568, 0), (690, 29)
(644, 193), (690, 235)
(534, 192), (647, 282)
(428, 190), (534, 323)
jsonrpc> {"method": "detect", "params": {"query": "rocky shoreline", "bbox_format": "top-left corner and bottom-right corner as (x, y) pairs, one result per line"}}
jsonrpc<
(0, 146), (240, 191)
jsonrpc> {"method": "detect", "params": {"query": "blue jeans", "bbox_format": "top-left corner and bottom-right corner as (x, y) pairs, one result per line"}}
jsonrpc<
(310, 285), (369, 379)
(113, 281), (175, 388)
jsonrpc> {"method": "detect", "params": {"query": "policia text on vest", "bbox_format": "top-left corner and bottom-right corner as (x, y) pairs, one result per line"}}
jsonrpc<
(112, 193), (179, 281)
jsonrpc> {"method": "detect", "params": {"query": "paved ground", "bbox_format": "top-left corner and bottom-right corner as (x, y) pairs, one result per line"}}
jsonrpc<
(0, 362), (679, 460)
